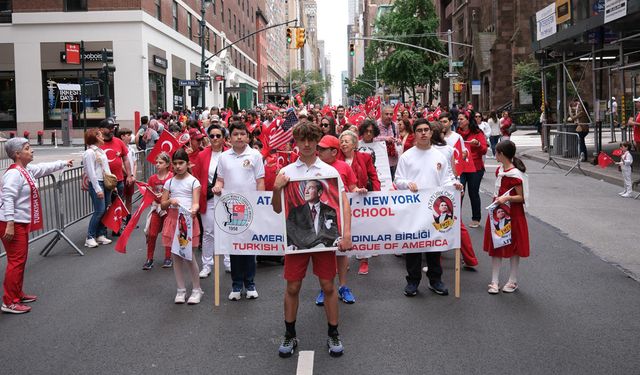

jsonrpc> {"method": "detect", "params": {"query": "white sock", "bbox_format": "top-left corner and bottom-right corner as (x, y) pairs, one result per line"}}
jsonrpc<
(508, 256), (520, 284)
(491, 257), (501, 284)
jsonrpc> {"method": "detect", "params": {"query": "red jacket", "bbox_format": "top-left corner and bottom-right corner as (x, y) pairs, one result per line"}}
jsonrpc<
(192, 145), (227, 213)
(339, 151), (381, 191)
(402, 133), (415, 152)
(457, 128), (488, 171)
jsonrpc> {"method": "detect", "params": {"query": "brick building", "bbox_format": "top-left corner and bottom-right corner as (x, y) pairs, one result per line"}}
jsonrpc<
(0, 0), (268, 134)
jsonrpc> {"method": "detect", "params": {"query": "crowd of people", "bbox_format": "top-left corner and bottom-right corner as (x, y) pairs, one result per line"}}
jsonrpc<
(0, 101), (531, 359)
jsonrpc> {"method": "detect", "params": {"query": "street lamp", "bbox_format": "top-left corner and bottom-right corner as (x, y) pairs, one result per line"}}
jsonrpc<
(199, 0), (213, 109)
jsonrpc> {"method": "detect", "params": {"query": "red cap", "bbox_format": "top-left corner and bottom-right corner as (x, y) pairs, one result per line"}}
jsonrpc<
(189, 128), (204, 140)
(318, 135), (340, 150)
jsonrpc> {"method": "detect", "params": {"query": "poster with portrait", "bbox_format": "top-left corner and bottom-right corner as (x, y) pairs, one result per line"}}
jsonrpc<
(489, 203), (512, 249)
(357, 140), (393, 191)
(171, 205), (193, 260)
(282, 176), (343, 254)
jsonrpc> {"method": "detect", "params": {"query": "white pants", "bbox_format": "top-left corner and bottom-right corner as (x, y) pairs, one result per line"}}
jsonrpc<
(201, 199), (230, 268)
(622, 166), (632, 193)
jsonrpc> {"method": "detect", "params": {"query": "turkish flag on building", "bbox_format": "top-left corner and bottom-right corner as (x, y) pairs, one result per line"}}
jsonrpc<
(453, 138), (476, 173)
(146, 130), (180, 163)
(101, 196), (129, 233)
(597, 152), (614, 169)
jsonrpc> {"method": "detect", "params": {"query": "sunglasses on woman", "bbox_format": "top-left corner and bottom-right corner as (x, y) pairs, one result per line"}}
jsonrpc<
(321, 123), (330, 127)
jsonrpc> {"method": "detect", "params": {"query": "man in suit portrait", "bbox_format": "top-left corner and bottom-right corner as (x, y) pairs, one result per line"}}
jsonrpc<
(286, 179), (339, 250)
(494, 206), (511, 232)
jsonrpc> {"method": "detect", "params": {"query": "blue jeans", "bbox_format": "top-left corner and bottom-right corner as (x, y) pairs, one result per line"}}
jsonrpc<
(87, 181), (111, 238)
(460, 169), (485, 222)
(230, 255), (256, 291)
(489, 135), (500, 156)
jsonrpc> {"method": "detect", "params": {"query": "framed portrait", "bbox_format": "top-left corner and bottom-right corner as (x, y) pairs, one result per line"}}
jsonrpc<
(282, 176), (343, 254)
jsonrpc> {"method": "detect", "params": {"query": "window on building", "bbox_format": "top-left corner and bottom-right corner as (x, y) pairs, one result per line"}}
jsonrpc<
(212, 0), (216, 15)
(228, 9), (231, 28)
(155, 0), (161, 20)
(251, 7), (254, 22)
(64, 0), (87, 11)
(242, 0), (244, 11)
(187, 14), (192, 40)
(172, 1), (178, 31)
(0, 0), (12, 23)
(149, 71), (166, 114)
(233, 14), (236, 34)
(0, 72), (16, 129)
(206, 29), (211, 51)
(221, 0), (224, 21)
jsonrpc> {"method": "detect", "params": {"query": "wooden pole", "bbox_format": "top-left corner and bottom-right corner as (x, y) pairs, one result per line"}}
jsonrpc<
(214, 255), (220, 307)
(455, 248), (461, 298)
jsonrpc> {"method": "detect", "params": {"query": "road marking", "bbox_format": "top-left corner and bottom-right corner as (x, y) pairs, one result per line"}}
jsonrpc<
(296, 350), (314, 375)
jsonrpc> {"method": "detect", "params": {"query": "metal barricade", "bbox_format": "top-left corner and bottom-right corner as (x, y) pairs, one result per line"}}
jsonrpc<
(543, 130), (586, 176)
(0, 140), (11, 170)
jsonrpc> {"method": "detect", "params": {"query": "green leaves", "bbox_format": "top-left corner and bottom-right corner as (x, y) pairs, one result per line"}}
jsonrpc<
(286, 70), (331, 105)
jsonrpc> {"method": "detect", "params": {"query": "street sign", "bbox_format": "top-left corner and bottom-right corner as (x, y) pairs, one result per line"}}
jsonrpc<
(179, 79), (199, 86)
(452, 61), (463, 68)
(444, 72), (459, 78)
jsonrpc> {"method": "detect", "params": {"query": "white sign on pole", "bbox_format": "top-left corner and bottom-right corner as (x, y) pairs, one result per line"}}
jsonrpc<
(536, 3), (557, 41)
(604, 0), (626, 23)
(357, 141), (393, 191)
(471, 80), (481, 96)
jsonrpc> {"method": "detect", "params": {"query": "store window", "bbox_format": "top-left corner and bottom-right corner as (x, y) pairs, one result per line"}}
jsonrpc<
(172, 78), (185, 111)
(149, 71), (166, 114)
(64, 0), (87, 12)
(42, 69), (114, 129)
(0, 72), (16, 129)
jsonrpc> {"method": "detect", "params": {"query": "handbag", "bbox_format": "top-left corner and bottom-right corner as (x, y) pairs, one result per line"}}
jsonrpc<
(94, 147), (118, 191)
(508, 122), (518, 134)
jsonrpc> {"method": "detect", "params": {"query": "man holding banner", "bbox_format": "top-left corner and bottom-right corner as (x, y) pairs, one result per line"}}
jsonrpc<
(394, 119), (463, 297)
(272, 122), (352, 359)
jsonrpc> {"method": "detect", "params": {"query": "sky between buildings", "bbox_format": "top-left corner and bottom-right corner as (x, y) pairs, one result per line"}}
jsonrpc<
(317, 0), (348, 105)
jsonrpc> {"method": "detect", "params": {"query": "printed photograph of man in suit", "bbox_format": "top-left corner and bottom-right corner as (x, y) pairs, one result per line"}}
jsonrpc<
(286, 179), (340, 251)
(493, 205), (511, 232)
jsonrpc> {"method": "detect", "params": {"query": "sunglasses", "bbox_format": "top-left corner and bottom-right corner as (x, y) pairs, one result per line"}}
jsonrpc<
(321, 123), (330, 127)
(209, 133), (223, 139)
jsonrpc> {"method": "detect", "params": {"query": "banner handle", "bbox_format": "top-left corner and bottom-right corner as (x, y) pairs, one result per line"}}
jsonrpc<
(455, 248), (461, 298)
(214, 255), (220, 307)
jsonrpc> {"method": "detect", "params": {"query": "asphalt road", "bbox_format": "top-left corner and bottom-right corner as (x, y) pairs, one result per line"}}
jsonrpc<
(1, 177), (639, 374)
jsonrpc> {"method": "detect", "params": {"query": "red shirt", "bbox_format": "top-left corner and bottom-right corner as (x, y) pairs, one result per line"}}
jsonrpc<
(458, 128), (488, 171)
(100, 138), (129, 181)
(147, 172), (173, 203)
(329, 159), (357, 192)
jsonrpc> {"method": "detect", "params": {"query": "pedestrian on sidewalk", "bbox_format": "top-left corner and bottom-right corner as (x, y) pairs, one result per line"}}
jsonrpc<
(617, 142), (634, 198)
(160, 149), (203, 305)
(141, 152), (173, 270)
(83, 128), (113, 248)
(484, 140), (530, 295)
(0, 138), (72, 314)
(499, 111), (512, 141)
(487, 111), (501, 157)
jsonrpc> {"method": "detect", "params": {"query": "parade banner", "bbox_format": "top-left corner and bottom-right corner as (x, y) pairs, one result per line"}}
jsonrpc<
(358, 140), (393, 191)
(345, 187), (461, 256)
(488, 203), (512, 249)
(213, 191), (286, 255)
(171, 205), (193, 260)
(282, 177), (343, 254)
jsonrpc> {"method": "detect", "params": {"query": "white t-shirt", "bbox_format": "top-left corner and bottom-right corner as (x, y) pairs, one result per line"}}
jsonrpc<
(433, 144), (456, 180)
(208, 151), (222, 184)
(488, 118), (500, 136)
(217, 145), (265, 191)
(394, 146), (452, 190)
(279, 157), (340, 182)
(163, 174), (201, 209)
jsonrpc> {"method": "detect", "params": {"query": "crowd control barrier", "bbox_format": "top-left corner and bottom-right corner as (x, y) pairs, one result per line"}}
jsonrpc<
(543, 130), (586, 176)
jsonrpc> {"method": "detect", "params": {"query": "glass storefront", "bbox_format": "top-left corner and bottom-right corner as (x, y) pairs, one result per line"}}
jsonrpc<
(149, 71), (166, 114)
(0, 71), (16, 129)
(42, 69), (114, 129)
(172, 77), (185, 111)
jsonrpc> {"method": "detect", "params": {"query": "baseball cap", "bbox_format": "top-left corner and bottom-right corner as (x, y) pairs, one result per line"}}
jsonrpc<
(100, 117), (118, 128)
(318, 135), (340, 150)
(188, 128), (205, 140)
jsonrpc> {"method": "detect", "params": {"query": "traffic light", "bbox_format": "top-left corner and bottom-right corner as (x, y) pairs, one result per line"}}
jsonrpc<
(101, 48), (115, 72)
(349, 43), (355, 56)
(296, 28), (306, 48)
(203, 62), (209, 75)
(286, 27), (293, 44)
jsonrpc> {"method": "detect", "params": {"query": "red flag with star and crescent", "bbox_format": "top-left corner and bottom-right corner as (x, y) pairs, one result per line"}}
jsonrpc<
(115, 182), (157, 254)
(453, 138), (477, 173)
(146, 130), (181, 163)
(101, 196), (129, 233)
(597, 152), (614, 169)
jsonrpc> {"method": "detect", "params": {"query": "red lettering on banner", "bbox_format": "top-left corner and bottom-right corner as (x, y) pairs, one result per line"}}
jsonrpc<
(352, 243), (381, 251)
(401, 239), (448, 249)
(352, 207), (396, 218)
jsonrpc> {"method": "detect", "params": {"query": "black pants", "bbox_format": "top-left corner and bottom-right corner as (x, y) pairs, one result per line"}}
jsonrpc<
(460, 169), (485, 221)
(405, 252), (442, 285)
(578, 130), (588, 161)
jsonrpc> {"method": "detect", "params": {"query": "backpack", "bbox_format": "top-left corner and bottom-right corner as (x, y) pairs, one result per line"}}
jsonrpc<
(137, 129), (147, 150)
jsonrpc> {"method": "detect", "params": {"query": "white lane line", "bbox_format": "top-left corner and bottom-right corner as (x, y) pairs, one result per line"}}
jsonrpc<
(296, 350), (314, 375)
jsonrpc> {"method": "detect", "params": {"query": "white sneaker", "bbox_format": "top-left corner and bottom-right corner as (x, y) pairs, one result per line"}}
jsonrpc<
(224, 264), (231, 273)
(246, 288), (259, 299)
(618, 191), (627, 196)
(174, 289), (187, 304)
(621, 192), (632, 198)
(96, 235), (112, 245)
(422, 266), (429, 273)
(199, 266), (211, 279)
(228, 290), (242, 301)
(187, 288), (204, 304)
(84, 238), (98, 248)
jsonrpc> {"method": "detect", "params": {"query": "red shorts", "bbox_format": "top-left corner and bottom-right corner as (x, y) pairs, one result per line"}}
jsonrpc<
(284, 251), (337, 281)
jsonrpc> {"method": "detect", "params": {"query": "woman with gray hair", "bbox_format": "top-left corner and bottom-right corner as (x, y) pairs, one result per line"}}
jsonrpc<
(337, 130), (380, 276)
(0, 137), (72, 314)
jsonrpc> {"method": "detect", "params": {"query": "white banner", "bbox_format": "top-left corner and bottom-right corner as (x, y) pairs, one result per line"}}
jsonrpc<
(604, 0), (626, 23)
(171, 205), (193, 260)
(536, 3), (557, 41)
(214, 191), (286, 255)
(488, 202), (512, 249)
(358, 140), (393, 191)
(345, 188), (461, 255)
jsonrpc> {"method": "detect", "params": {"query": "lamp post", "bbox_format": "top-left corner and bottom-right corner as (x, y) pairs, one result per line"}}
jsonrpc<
(199, 0), (213, 109)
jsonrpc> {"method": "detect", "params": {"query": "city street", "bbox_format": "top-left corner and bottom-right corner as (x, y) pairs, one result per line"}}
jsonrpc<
(1, 144), (639, 374)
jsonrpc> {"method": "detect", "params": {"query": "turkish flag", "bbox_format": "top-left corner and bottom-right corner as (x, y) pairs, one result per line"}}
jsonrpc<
(101, 196), (129, 233)
(453, 138), (476, 173)
(612, 149), (623, 157)
(597, 152), (614, 169)
(115, 183), (156, 254)
(348, 112), (366, 127)
(392, 102), (401, 122)
(146, 131), (180, 163)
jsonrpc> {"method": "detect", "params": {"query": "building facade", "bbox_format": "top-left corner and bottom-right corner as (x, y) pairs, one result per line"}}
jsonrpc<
(0, 0), (267, 134)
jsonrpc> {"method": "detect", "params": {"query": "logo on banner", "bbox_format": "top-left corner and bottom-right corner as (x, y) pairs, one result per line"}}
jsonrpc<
(215, 193), (253, 234)
(428, 191), (457, 233)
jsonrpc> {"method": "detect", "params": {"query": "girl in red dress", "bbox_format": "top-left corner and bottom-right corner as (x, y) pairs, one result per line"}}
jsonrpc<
(142, 152), (173, 270)
(483, 140), (529, 294)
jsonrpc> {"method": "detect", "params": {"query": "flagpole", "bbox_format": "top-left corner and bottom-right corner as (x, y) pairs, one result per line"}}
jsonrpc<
(214, 255), (220, 307)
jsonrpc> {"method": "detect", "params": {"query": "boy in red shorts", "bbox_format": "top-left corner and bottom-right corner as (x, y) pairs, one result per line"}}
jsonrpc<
(272, 122), (352, 358)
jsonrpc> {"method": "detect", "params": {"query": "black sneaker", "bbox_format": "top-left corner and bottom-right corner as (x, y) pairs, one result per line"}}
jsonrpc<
(428, 281), (449, 296)
(162, 259), (173, 268)
(327, 335), (344, 357)
(278, 336), (298, 358)
(404, 282), (418, 297)
(142, 259), (153, 270)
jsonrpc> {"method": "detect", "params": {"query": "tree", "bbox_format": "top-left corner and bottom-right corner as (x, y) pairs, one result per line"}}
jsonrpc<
(345, 62), (377, 101)
(286, 70), (331, 105)
(367, 0), (447, 102)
